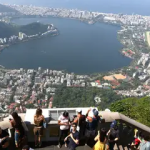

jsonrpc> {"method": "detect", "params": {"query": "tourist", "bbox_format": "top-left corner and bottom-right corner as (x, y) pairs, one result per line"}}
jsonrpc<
(72, 108), (86, 139)
(107, 125), (119, 150)
(9, 112), (26, 149)
(131, 129), (142, 150)
(139, 134), (150, 150)
(110, 120), (117, 129)
(93, 128), (107, 150)
(33, 108), (45, 147)
(0, 127), (10, 149)
(85, 108), (100, 145)
(22, 145), (34, 150)
(58, 111), (70, 148)
(64, 123), (79, 150)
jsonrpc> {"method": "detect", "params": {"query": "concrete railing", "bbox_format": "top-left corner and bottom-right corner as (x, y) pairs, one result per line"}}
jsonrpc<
(0, 110), (150, 143)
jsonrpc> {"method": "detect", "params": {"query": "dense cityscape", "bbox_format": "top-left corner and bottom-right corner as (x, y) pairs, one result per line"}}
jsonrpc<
(0, 4), (150, 121)
(3, 4), (150, 26)
(0, 2), (150, 150)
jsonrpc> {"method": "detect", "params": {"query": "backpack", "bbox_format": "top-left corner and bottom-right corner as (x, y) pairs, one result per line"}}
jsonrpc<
(110, 120), (117, 128)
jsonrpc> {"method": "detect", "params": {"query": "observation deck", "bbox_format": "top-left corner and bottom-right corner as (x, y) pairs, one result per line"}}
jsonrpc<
(0, 108), (150, 150)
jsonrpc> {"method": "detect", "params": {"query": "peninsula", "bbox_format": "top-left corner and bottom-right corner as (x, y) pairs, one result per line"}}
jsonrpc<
(0, 21), (58, 51)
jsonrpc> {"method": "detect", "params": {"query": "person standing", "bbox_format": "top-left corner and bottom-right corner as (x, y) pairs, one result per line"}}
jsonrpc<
(58, 111), (70, 148)
(85, 109), (100, 145)
(9, 112), (26, 149)
(33, 108), (45, 147)
(107, 125), (119, 150)
(64, 123), (79, 150)
(72, 109), (86, 139)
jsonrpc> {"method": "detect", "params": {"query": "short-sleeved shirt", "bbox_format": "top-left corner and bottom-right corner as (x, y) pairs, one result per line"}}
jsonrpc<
(69, 131), (79, 149)
(58, 115), (69, 130)
(109, 129), (119, 141)
(140, 141), (150, 150)
(0, 130), (9, 139)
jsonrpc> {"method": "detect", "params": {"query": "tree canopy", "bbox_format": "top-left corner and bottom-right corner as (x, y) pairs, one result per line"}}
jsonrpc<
(53, 86), (121, 109)
(110, 97), (150, 127)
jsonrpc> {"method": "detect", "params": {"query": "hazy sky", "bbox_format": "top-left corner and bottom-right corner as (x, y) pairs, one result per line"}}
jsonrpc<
(0, 0), (150, 15)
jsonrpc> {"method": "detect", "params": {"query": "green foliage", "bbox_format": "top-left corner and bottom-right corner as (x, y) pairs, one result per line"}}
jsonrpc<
(19, 23), (48, 35)
(53, 86), (121, 109)
(110, 97), (150, 127)
(0, 22), (18, 38)
(0, 22), (49, 38)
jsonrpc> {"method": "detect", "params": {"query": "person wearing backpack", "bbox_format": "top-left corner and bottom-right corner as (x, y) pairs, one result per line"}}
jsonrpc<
(85, 109), (100, 146)
(107, 125), (119, 150)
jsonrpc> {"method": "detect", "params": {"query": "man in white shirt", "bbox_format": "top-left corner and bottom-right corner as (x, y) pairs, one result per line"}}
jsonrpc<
(58, 111), (70, 148)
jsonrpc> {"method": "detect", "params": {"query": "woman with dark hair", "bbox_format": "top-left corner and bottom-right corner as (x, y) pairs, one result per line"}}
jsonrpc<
(93, 128), (107, 150)
(9, 112), (25, 149)
(33, 108), (45, 147)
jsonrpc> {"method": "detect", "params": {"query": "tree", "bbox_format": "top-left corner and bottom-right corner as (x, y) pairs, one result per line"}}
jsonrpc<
(110, 97), (150, 127)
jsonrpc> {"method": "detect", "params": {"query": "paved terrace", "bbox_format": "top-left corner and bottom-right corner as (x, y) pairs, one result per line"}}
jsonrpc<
(0, 108), (150, 150)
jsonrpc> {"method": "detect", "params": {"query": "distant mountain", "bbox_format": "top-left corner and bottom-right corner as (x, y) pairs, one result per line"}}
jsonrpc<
(19, 22), (49, 35)
(0, 22), (50, 38)
(0, 4), (17, 12)
(0, 22), (18, 38)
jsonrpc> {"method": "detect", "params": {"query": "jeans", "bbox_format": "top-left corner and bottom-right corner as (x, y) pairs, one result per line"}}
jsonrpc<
(15, 130), (20, 147)
(58, 129), (69, 145)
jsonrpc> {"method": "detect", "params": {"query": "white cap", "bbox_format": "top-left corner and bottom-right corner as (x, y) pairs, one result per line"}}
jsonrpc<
(105, 109), (111, 112)
(76, 108), (82, 113)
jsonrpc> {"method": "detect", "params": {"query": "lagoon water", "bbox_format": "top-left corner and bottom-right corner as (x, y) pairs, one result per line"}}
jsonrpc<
(0, 17), (131, 74)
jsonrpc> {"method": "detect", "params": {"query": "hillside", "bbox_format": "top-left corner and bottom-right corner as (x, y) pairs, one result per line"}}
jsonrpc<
(19, 22), (49, 35)
(0, 22), (50, 38)
(0, 4), (17, 12)
(110, 97), (150, 127)
(0, 22), (18, 38)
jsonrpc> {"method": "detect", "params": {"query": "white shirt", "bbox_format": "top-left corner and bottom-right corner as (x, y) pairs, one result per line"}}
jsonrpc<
(58, 115), (69, 130)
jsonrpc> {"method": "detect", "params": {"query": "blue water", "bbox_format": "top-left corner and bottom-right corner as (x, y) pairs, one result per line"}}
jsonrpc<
(0, 0), (150, 15)
(0, 17), (131, 74)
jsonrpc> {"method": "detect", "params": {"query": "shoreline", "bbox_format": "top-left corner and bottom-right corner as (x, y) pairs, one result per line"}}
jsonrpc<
(0, 16), (133, 75)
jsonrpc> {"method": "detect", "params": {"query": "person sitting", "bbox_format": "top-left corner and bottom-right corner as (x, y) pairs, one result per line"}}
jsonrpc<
(131, 129), (142, 150)
(107, 125), (119, 150)
(0, 127), (9, 149)
(33, 108), (45, 147)
(64, 123), (79, 150)
(9, 112), (26, 149)
(85, 109), (100, 145)
(93, 128), (107, 150)
(58, 111), (70, 148)
(22, 145), (34, 150)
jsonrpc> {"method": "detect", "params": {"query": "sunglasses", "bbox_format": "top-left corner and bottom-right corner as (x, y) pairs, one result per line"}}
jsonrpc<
(72, 126), (76, 127)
